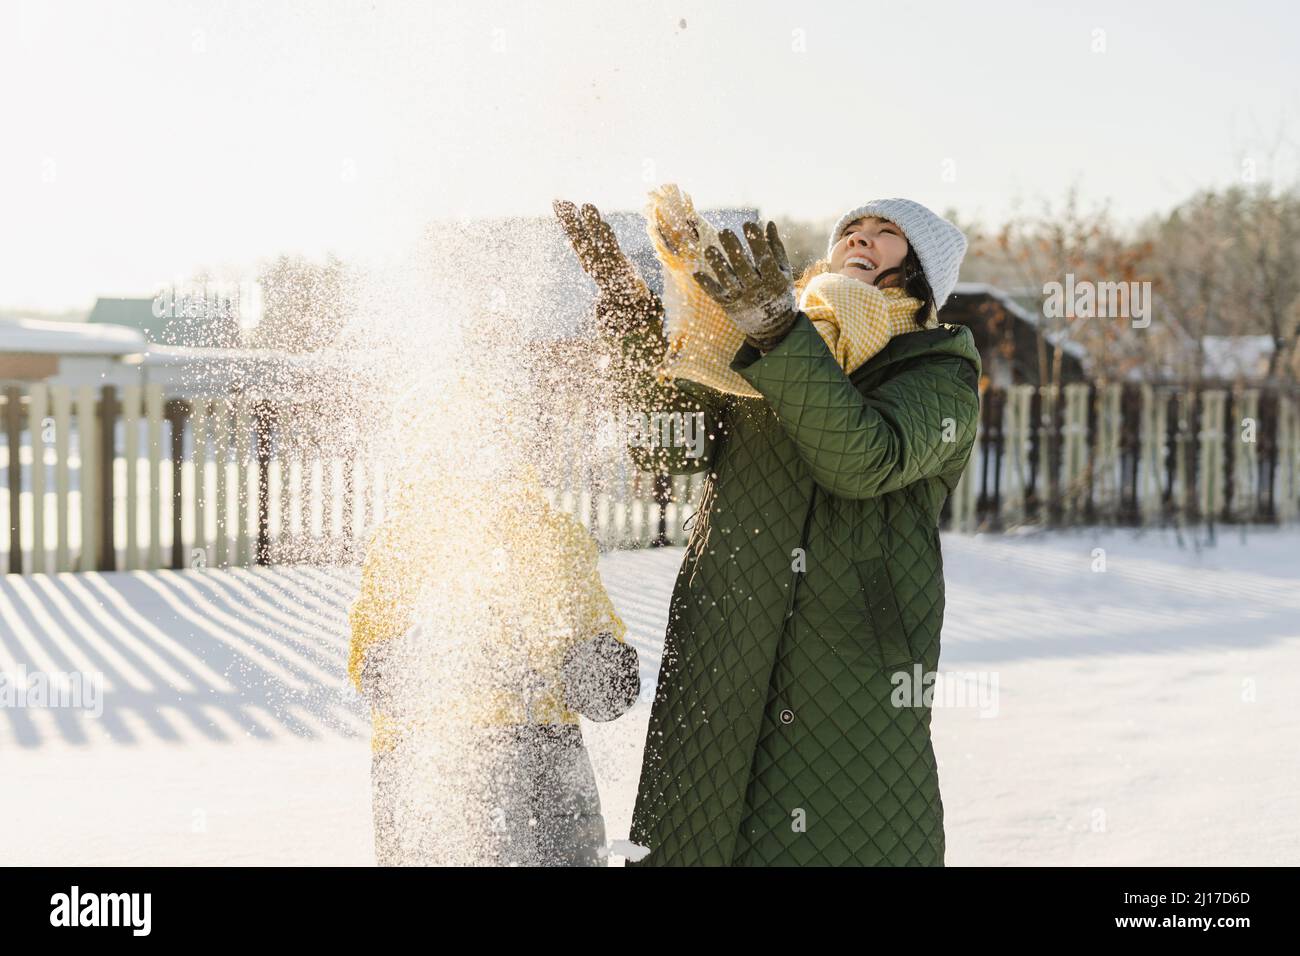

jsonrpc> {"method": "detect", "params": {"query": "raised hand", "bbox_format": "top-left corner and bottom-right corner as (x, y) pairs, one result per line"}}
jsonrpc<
(647, 183), (721, 263)
(692, 220), (797, 352)
(552, 199), (663, 336)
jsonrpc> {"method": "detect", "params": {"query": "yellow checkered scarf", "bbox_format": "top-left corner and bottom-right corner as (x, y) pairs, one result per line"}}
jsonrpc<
(650, 228), (937, 397)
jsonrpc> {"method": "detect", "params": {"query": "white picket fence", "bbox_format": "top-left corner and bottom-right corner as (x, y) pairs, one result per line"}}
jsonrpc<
(0, 383), (709, 575)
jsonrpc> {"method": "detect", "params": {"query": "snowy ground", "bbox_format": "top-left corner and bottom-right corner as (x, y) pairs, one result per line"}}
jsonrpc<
(2, 525), (1298, 865)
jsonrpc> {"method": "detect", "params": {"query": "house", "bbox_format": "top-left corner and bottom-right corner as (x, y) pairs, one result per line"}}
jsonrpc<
(87, 293), (241, 348)
(0, 317), (148, 386)
(0, 315), (344, 400)
(1199, 335), (1276, 383)
(1128, 313), (1289, 385)
(940, 283), (1087, 387)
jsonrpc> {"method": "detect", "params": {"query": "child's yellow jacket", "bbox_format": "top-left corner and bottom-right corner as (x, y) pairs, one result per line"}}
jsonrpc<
(650, 223), (937, 396)
(347, 467), (628, 754)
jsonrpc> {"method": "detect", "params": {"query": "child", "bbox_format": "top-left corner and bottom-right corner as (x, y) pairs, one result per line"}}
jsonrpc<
(347, 371), (639, 866)
(644, 184), (939, 396)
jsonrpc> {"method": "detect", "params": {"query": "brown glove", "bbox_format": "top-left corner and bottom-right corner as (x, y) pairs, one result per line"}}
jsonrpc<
(692, 220), (798, 352)
(552, 199), (664, 337)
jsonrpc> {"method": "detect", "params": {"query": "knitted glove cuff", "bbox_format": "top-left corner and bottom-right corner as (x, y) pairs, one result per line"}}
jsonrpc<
(595, 284), (663, 339)
(742, 308), (798, 353)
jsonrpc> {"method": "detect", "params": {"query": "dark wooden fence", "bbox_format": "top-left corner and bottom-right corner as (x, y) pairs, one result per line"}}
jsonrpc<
(944, 382), (1300, 531)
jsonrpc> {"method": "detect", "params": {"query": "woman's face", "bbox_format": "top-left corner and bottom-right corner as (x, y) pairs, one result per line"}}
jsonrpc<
(829, 216), (909, 285)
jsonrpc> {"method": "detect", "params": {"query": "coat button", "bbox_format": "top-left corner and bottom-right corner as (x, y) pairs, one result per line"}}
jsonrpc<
(779, 709), (795, 725)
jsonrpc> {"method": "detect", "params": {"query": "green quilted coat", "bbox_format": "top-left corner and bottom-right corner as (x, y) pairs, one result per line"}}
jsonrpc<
(610, 308), (982, 866)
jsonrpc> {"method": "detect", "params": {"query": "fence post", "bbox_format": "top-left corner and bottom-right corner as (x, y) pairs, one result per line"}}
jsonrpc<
(76, 385), (98, 571)
(1229, 389), (1258, 522)
(123, 385), (141, 570)
(281, 403), (300, 557)
(1138, 384), (1165, 525)
(145, 384), (164, 570)
(166, 398), (189, 570)
(1118, 384), (1140, 525)
(1061, 383), (1088, 522)
(234, 396), (253, 567)
(651, 471), (670, 547)
(1092, 383), (1123, 523)
(1197, 390), (1226, 525)
(1171, 389), (1193, 523)
(975, 388), (1003, 530)
(191, 398), (209, 567)
(999, 385), (1032, 526)
(341, 451), (358, 564)
(29, 384), (49, 573)
(4, 386), (21, 573)
(1221, 389), (1236, 522)
(1039, 385), (1063, 527)
(1257, 391), (1278, 521)
(96, 385), (119, 571)
(1278, 394), (1299, 523)
(296, 420), (314, 560)
(213, 398), (229, 567)
(52, 385), (72, 571)
(1163, 391), (1180, 524)
(1083, 381), (1097, 523)
(1026, 388), (1042, 523)
(255, 400), (274, 565)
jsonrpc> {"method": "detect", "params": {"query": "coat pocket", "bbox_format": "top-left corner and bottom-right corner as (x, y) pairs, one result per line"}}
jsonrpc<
(853, 556), (915, 672)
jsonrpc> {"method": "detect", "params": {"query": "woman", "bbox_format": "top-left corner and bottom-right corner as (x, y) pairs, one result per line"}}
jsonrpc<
(644, 183), (944, 398)
(554, 196), (981, 866)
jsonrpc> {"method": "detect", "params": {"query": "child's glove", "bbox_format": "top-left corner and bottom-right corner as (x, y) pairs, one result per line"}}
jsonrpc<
(560, 631), (640, 722)
(692, 220), (798, 353)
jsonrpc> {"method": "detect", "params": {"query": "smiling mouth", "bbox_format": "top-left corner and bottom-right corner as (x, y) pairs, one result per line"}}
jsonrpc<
(844, 255), (877, 271)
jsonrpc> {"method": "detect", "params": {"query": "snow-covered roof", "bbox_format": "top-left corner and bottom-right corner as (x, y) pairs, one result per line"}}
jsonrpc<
(1201, 335), (1275, 380)
(950, 282), (1089, 360)
(0, 318), (148, 356)
(138, 343), (341, 367)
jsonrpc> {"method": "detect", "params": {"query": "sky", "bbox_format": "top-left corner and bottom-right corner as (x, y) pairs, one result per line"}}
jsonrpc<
(1, 0), (1298, 312)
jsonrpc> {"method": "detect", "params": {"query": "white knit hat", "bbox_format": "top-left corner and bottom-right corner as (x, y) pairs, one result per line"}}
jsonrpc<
(827, 198), (967, 308)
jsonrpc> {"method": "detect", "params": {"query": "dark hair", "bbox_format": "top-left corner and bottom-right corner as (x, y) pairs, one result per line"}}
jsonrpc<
(873, 245), (935, 328)
(799, 220), (936, 328)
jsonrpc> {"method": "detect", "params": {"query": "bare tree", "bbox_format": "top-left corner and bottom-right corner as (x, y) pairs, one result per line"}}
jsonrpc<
(996, 186), (1153, 387)
(1220, 185), (1300, 383)
(1141, 184), (1300, 385)
(1140, 191), (1238, 384)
